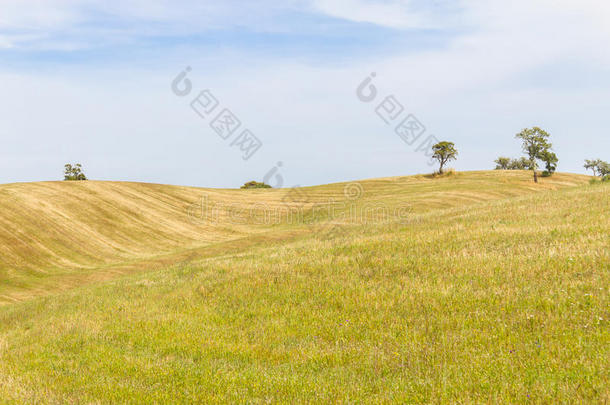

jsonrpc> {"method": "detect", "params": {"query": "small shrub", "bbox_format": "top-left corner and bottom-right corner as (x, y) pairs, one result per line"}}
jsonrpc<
(589, 176), (609, 184)
(432, 168), (456, 178)
(241, 181), (272, 189)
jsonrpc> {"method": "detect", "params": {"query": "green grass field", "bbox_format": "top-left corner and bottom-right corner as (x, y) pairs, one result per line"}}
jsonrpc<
(0, 171), (608, 403)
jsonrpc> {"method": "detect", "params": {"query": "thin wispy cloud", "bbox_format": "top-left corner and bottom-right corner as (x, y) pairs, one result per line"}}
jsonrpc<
(0, 0), (304, 50)
(311, 0), (428, 29)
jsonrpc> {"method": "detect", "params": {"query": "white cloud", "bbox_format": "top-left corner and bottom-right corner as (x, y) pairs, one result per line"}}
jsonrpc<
(1, 0), (609, 62)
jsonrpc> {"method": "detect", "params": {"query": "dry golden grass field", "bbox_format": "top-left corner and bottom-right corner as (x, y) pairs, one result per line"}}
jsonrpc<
(0, 170), (608, 403)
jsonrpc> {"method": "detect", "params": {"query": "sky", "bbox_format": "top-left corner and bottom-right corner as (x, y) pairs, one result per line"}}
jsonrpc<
(1, 0), (609, 188)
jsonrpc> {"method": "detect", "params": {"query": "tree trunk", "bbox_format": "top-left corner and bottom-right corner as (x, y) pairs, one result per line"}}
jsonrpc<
(534, 170), (538, 183)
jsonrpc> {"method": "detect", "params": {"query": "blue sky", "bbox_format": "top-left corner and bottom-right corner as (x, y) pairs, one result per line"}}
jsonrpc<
(1, 0), (609, 187)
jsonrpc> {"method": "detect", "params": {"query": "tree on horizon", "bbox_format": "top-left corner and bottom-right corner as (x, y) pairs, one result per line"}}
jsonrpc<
(515, 127), (556, 183)
(64, 164), (87, 181)
(431, 141), (458, 175)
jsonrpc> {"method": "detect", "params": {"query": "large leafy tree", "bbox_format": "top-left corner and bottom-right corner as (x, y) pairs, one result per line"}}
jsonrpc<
(431, 141), (458, 174)
(515, 127), (556, 183)
(64, 164), (87, 181)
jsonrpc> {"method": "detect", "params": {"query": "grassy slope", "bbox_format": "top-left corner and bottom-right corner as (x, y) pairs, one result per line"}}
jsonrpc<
(0, 172), (608, 402)
(0, 171), (590, 303)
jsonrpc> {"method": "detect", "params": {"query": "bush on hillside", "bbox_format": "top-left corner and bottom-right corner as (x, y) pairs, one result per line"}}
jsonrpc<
(241, 181), (272, 189)
(494, 157), (511, 170)
(494, 157), (532, 170)
(431, 168), (456, 178)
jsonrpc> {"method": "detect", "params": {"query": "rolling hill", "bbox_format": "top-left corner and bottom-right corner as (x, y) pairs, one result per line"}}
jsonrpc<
(0, 171), (607, 402)
(0, 171), (591, 303)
